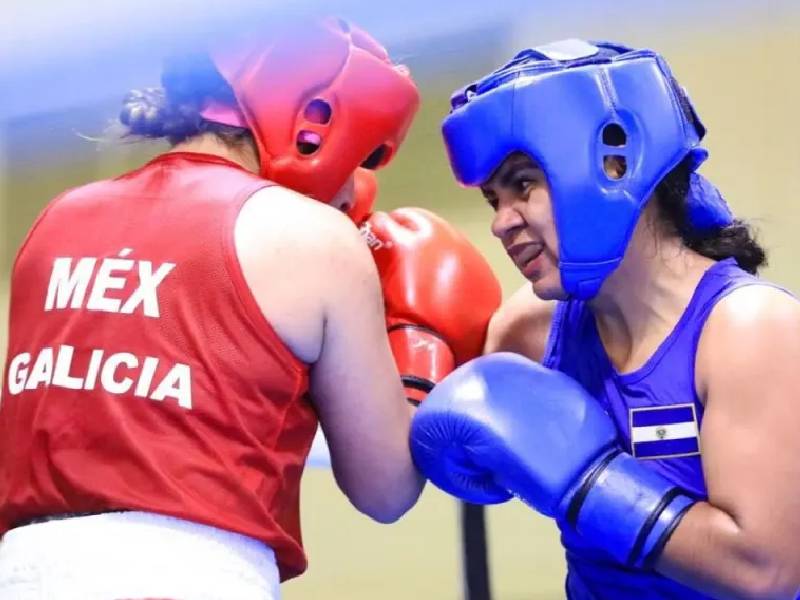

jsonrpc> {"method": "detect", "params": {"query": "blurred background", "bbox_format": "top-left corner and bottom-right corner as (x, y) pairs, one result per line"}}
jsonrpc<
(1, 1), (799, 598)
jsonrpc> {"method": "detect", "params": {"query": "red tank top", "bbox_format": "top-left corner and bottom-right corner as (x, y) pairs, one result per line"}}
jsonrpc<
(0, 152), (315, 580)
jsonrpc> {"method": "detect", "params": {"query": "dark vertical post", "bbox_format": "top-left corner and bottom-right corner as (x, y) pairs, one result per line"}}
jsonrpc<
(460, 502), (491, 600)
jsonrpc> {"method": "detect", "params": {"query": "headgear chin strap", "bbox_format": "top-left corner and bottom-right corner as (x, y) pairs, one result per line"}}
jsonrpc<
(443, 39), (733, 299)
(202, 17), (419, 203)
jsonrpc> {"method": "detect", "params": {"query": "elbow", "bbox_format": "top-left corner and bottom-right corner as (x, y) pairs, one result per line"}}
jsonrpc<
(366, 505), (408, 525)
(353, 484), (424, 524)
(354, 497), (408, 524)
(330, 454), (426, 524)
(353, 494), (419, 525)
(725, 562), (800, 600)
(730, 583), (798, 600)
(739, 580), (799, 600)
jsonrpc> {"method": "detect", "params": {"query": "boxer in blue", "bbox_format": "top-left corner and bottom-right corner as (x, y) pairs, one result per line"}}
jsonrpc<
(411, 40), (800, 598)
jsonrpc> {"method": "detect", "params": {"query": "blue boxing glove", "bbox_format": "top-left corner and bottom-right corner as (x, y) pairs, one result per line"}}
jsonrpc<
(410, 352), (695, 569)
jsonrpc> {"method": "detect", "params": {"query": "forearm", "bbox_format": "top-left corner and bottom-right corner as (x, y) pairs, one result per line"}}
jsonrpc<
(334, 442), (425, 524)
(657, 502), (800, 600)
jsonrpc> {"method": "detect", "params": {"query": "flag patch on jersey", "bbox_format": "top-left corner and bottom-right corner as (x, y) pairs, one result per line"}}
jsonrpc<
(629, 404), (700, 459)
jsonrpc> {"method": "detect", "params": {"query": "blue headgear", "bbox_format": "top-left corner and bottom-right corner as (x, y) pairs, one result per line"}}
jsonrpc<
(443, 39), (733, 299)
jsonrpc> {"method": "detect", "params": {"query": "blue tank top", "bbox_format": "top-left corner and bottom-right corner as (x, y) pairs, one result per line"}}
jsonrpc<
(542, 258), (775, 599)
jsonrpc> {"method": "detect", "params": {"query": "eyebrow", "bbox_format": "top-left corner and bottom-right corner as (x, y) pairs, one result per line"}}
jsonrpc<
(483, 161), (541, 194)
(498, 166), (525, 188)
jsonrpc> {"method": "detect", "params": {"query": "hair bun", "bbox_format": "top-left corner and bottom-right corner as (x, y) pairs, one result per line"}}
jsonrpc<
(119, 86), (201, 141)
(120, 87), (169, 137)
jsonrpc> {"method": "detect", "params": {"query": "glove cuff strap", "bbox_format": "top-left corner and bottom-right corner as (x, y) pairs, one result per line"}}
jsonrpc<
(401, 375), (434, 406)
(388, 324), (455, 404)
(638, 492), (695, 569)
(565, 452), (696, 569)
(564, 447), (620, 526)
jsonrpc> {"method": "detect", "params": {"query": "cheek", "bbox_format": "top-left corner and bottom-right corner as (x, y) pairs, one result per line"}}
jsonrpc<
(545, 227), (560, 260)
(528, 190), (559, 255)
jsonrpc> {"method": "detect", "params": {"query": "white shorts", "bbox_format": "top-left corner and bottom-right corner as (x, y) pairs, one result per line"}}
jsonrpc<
(0, 511), (281, 600)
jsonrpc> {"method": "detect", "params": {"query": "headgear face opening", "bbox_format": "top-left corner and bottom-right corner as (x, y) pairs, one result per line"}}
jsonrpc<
(204, 17), (420, 203)
(442, 39), (713, 299)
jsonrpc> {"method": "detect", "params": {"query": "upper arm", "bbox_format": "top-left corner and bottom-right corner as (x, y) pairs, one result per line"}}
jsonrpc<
(696, 285), (800, 566)
(483, 282), (556, 362)
(235, 187), (420, 520)
(306, 210), (421, 510)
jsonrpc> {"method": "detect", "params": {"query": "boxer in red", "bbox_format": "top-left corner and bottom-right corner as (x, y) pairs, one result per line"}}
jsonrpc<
(0, 17), (500, 599)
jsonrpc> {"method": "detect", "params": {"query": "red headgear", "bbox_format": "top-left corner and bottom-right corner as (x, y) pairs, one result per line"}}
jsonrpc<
(202, 17), (419, 203)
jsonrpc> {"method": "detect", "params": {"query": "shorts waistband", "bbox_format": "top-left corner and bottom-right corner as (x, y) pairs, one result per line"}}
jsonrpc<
(13, 509), (129, 529)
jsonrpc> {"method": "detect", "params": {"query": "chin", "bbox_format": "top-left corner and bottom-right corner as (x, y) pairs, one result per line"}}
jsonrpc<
(530, 274), (568, 301)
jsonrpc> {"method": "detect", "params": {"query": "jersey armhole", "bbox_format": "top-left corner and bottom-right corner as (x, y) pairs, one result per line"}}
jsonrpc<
(691, 281), (795, 405)
(220, 182), (309, 378)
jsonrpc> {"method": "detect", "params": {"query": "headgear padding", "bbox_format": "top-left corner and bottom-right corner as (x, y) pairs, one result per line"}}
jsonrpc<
(204, 17), (419, 203)
(443, 40), (730, 299)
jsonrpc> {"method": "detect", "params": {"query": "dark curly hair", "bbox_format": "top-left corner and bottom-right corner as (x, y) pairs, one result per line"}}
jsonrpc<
(118, 53), (252, 147)
(655, 157), (767, 274)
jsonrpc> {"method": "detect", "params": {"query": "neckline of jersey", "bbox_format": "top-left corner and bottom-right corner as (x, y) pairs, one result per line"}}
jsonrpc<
(145, 151), (252, 172)
(590, 258), (737, 384)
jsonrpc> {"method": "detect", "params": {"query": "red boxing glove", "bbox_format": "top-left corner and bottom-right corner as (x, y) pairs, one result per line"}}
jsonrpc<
(362, 208), (502, 404)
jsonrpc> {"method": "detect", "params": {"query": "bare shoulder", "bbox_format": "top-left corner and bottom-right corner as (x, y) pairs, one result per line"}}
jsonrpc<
(703, 284), (800, 341)
(239, 186), (363, 249)
(697, 283), (800, 397)
(236, 186), (376, 281)
(234, 186), (377, 362)
(484, 282), (557, 362)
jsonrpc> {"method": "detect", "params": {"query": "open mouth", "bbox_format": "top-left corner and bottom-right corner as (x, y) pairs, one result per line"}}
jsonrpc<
(507, 243), (544, 273)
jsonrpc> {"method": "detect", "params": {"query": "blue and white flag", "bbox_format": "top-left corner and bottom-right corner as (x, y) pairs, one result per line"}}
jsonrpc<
(629, 404), (700, 459)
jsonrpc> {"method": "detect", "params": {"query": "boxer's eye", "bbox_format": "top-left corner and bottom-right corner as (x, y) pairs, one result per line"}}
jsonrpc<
(511, 176), (534, 197)
(481, 191), (499, 211)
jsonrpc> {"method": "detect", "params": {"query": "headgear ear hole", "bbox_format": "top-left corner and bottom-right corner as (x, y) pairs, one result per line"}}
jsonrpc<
(602, 123), (627, 147)
(304, 99), (332, 125)
(361, 144), (389, 170)
(603, 155), (628, 180)
(296, 130), (322, 155)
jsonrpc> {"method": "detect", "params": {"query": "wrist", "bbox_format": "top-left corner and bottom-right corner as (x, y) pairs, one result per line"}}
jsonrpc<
(388, 323), (455, 404)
